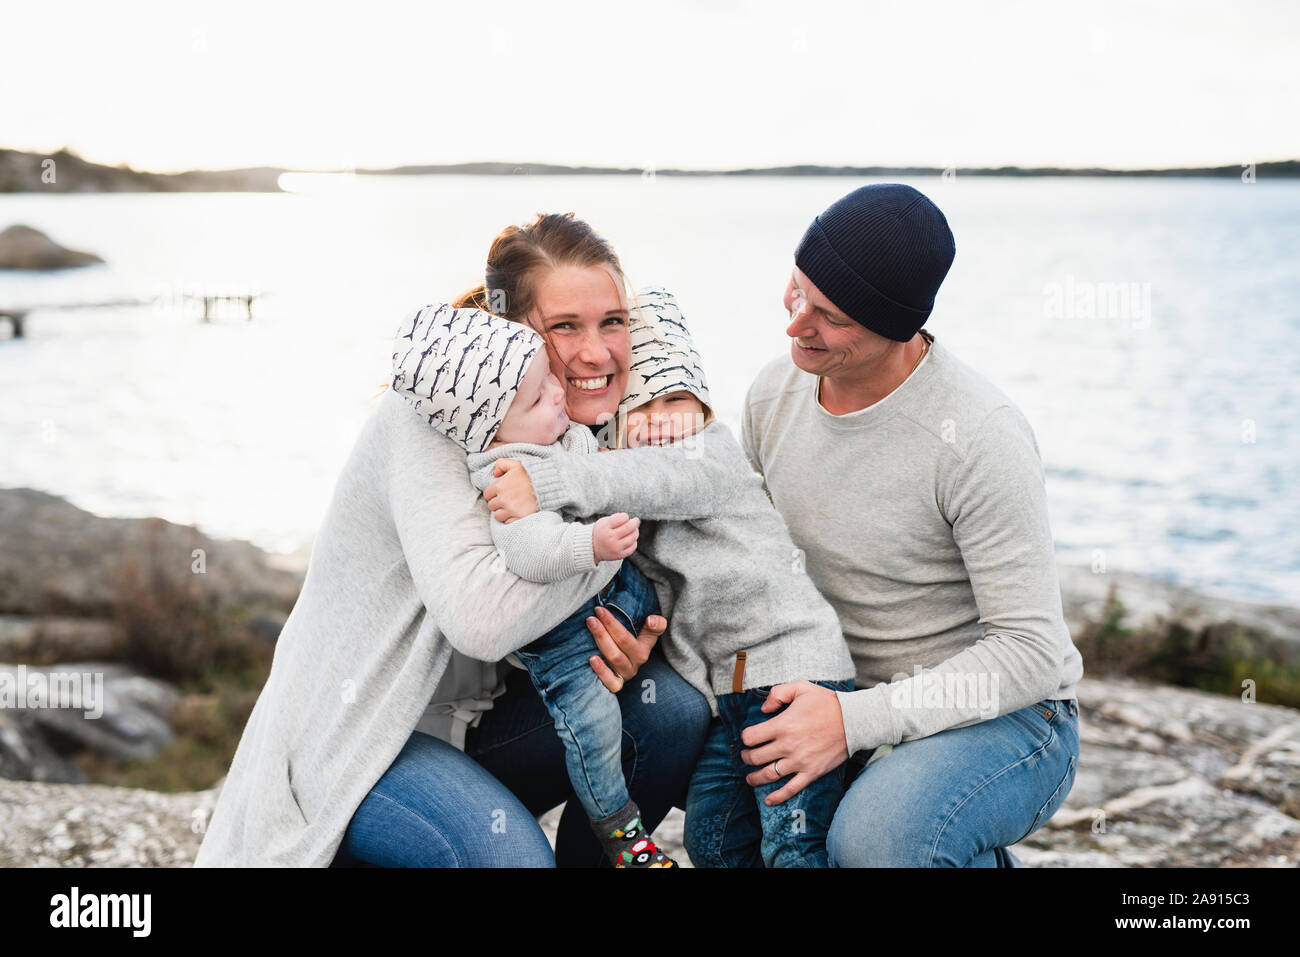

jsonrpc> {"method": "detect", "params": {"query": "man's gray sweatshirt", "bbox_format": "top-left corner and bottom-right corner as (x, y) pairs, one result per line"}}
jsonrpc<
(516, 422), (855, 715)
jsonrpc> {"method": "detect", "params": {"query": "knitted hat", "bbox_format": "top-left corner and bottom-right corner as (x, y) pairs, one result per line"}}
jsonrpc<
(391, 303), (544, 453)
(794, 184), (955, 342)
(609, 287), (713, 449)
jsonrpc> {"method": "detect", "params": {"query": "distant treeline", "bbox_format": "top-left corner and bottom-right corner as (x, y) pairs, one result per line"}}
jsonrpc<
(2, 148), (1296, 193)
(364, 160), (1300, 179)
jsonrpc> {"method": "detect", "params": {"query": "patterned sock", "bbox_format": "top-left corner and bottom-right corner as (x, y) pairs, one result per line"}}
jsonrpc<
(590, 800), (678, 868)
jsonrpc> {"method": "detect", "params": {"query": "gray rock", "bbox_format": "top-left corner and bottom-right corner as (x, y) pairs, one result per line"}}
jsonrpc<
(0, 487), (303, 619)
(1012, 676), (1300, 867)
(0, 710), (82, 783)
(0, 662), (180, 771)
(0, 224), (103, 270)
(1057, 564), (1300, 652)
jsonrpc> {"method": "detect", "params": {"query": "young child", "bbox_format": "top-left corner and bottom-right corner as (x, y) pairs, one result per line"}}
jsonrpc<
(502, 287), (858, 867)
(391, 301), (678, 868)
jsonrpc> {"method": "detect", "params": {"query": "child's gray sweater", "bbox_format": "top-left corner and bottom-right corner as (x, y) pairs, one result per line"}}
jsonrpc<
(503, 422), (855, 715)
(466, 423), (620, 585)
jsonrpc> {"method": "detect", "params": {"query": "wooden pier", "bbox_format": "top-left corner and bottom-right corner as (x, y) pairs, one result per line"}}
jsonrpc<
(0, 293), (261, 338)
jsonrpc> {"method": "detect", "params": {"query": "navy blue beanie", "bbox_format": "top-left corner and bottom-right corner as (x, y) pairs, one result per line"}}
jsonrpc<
(794, 184), (956, 342)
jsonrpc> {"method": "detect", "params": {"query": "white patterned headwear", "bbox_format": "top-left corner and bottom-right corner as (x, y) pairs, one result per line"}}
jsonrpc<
(611, 287), (713, 448)
(391, 303), (544, 453)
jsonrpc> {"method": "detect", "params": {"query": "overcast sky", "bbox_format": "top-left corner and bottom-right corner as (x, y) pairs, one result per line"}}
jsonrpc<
(4, 0), (1296, 173)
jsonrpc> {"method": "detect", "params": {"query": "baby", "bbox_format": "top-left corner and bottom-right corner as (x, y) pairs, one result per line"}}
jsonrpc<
(391, 301), (678, 868)
(492, 288), (857, 867)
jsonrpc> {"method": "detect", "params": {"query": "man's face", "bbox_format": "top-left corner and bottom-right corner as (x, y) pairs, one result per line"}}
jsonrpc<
(782, 266), (894, 378)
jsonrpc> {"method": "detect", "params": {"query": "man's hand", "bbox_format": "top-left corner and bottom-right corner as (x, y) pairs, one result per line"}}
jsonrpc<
(740, 681), (850, 805)
(587, 607), (665, 694)
(483, 459), (538, 524)
(592, 513), (640, 563)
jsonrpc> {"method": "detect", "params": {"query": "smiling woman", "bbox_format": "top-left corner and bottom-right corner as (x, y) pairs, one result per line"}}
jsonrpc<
(453, 213), (633, 430)
(192, 210), (711, 867)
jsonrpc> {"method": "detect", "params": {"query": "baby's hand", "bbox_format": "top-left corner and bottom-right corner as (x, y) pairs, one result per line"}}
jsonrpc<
(592, 513), (640, 563)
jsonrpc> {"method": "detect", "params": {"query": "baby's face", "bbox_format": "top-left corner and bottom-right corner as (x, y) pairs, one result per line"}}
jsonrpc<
(624, 391), (706, 448)
(490, 351), (569, 448)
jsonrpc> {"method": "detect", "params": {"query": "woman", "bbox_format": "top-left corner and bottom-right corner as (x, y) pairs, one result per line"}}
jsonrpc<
(194, 213), (710, 867)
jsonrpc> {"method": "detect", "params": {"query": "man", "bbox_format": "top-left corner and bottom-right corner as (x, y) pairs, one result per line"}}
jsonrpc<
(737, 184), (1084, 867)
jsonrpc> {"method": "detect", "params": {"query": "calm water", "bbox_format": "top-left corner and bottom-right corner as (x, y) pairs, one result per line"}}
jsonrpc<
(1, 175), (1297, 604)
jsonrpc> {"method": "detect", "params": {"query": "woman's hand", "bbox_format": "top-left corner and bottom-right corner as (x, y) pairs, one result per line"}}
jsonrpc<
(587, 607), (665, 693)
(739, 681), (849, 806)
(483, 459), (538, 524)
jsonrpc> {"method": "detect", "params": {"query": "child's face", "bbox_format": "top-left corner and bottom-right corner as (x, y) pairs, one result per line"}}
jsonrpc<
(624, 391), (706, 448)
(490, 350), (569, 447)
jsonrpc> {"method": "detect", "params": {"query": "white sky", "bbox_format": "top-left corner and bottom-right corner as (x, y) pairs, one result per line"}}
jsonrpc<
(3, 0), (1297, 172)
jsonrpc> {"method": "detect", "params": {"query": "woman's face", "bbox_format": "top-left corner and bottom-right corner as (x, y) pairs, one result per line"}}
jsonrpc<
(526, 264), (631, 427)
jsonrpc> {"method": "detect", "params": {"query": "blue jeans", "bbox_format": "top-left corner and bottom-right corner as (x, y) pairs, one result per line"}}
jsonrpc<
(511, 560), (659, 822)
(333, 643), (710, 867)
(684, 678), (855, 868)
(827, 697), (1079, 867)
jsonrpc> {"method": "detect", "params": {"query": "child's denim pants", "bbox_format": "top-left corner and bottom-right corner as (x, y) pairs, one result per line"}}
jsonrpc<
(683, 678), (855, 867)
(511, 559), (659, 822)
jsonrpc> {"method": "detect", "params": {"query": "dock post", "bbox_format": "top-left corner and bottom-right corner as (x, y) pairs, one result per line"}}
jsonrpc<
(1, 311), (26, 338)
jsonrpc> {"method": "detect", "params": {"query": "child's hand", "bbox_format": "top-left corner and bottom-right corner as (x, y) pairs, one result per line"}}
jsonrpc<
(484, 459), (538, 524)
(592, 513), (640, 563)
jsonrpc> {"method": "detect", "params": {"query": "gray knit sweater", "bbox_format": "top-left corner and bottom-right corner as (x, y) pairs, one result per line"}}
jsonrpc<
(521, 422), (855, 715)
(465, 422), (617, 584)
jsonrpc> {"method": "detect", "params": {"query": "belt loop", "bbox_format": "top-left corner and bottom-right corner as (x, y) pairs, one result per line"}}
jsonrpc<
(732, 651), (746, 694)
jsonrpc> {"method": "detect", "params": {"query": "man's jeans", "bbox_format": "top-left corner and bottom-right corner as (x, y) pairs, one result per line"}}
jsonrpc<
(827, 697), (1079, 867)
(510, 559), (659, 822)
(684, 678), (855, 867)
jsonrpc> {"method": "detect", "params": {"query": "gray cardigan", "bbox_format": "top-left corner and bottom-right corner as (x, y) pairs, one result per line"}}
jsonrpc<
(194, 389), (618, 866)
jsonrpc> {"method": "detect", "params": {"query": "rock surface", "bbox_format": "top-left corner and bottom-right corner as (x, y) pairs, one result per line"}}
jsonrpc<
(1011, 677), (1300, 867)
(1058, 564), (1300, 658)
(1, 676), (1295, 867)
(0, 224), (104, 270)
(0, 487), (302, 619)
(0, 663), (181, 781)
(0, 778), (218, 867)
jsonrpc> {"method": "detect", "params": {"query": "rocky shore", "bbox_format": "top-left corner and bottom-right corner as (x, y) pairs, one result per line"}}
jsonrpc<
(0, 486), (1296, 867)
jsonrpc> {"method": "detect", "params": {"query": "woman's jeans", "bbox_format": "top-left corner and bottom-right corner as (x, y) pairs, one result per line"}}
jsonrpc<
(826, 697), (1079, 867)
(685, 678), (855, 868)
(510, 560), (658, 823)
(332, 570), (710, 866)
